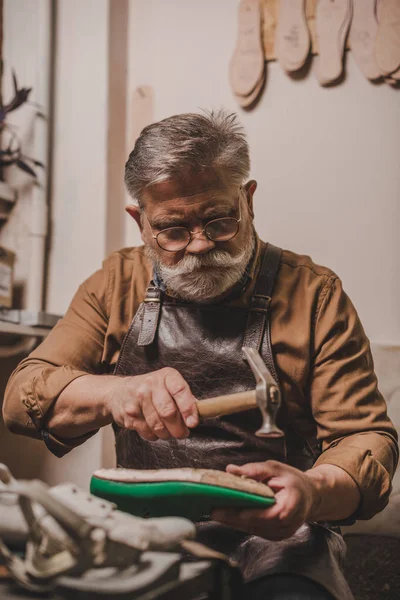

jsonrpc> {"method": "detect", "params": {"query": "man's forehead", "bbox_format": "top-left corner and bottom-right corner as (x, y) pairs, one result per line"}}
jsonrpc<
(144, 171), (235, 205)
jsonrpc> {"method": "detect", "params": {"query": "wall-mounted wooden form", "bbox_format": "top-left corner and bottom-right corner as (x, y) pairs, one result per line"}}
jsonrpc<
(262, 0), (350, 60)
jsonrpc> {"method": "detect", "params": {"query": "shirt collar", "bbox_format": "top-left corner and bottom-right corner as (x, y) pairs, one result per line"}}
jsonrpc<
(153, 268), (166, 292)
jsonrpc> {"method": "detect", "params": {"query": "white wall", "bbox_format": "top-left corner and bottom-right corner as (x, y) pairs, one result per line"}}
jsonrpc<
(127, 0), (400, 344)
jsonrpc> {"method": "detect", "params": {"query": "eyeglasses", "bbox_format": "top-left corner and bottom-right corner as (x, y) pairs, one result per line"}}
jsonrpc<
(143, 194), (242, 252)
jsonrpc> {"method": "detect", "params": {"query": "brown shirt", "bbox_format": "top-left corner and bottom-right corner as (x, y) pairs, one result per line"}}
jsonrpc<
(3, 240), (398, 520)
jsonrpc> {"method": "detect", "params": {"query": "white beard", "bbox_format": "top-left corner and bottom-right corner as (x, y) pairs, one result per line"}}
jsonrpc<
(146, 233), (256, 302)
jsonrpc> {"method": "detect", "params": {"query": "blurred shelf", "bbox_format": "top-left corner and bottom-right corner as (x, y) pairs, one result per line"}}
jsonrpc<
(0, 181), (17, 204)
(0, 320), (50, 338)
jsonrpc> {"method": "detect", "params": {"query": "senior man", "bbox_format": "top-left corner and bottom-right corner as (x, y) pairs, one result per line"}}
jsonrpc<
(3, 110), (398, 600)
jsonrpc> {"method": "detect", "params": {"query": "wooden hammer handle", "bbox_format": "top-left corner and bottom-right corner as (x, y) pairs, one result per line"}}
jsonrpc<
(196, 389), (257, 419)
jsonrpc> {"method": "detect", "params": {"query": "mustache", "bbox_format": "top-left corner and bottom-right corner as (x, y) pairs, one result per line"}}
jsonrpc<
(160, 248), (247, 276)
(145, 233), (256, 302)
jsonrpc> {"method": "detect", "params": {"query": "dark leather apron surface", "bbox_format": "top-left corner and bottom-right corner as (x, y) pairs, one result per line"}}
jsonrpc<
(113, 244), (353, 599)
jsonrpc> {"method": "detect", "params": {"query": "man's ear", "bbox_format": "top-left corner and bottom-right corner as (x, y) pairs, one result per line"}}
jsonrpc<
(125, 204), (143, 233)
(243, 180), (257, 219)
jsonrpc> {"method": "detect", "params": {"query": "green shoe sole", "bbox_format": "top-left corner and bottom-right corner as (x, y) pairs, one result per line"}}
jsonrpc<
(90, 477), (275, 521)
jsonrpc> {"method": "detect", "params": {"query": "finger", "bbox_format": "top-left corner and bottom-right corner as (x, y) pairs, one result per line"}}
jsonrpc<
(163, 368), (199, 428)
(214, 508), (293, 532)
(226, 460), (285, 482)
(152, 382), (189, 439)
(214, 517), (260, 537)
(212, 502), (281, 525)
(211, 508), (260, 534)
(141, 395), (171, 440)
(275, 488), (303, 524)
(212, 485), (294, 524)
(238, 489), (303, 531)
(226, 465), (287, 500)
(122, 385), (160, 440)
(211, 508), (294, 539)
(123, 411), (158, 441)
(136, 423), (159, 441)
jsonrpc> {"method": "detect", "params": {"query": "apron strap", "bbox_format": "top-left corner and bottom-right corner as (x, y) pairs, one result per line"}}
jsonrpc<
(242, 243), (282, 355)
(137, 284), (162, 347)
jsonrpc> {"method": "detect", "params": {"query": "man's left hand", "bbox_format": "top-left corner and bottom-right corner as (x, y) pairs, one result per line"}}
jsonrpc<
(211, 461), (319, 541)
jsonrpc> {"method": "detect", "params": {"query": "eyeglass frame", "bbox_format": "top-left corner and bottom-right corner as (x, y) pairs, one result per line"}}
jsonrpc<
(142, 188), (244, 252)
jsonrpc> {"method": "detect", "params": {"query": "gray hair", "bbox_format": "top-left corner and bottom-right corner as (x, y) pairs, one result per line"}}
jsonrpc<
(124, 109), (250, 206)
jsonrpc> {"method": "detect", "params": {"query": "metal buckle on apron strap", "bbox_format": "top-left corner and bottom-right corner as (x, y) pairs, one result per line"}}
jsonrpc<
(143, 285), (161, 302)
(250, 294), (271, 312)
(138, 285), (162, 346)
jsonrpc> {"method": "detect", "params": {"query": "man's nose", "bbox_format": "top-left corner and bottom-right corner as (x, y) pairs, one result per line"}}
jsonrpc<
(185, 231), (215, 254)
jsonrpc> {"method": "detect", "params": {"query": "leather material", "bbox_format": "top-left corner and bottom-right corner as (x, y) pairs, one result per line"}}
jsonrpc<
(242, 243), (281, 352)
(112, 243), (353, 599)
(195, 521), (352, 599)
(115, 245), (289, 471)
(115, 301), (288, 470)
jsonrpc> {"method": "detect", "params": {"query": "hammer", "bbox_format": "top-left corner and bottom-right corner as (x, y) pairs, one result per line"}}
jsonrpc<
(195, 347), (284, 438)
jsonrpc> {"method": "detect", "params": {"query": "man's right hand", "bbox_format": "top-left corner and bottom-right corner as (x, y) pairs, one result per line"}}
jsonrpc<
(106, 368), (199, 441)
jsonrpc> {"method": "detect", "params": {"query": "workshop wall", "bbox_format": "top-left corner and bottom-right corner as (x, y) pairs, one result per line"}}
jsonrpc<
(47, 0), (109, 315)
(126, 0), (400, 345)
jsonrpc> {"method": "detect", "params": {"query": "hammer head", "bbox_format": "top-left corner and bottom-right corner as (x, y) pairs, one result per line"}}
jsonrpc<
(242, 347), (284, 438)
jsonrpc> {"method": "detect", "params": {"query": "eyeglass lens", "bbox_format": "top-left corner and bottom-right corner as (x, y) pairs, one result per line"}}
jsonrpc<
(156, 217), (239, 251)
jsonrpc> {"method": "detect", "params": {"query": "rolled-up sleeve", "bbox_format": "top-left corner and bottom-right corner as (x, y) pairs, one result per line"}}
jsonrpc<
(2, 263), (110, 457)
(310, 276), (399, 519)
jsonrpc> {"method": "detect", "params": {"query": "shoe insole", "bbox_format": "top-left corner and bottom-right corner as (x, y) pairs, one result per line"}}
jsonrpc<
(229, 0), (265, 97)
(350, 0), (382, 80)
(275, 0), (310, 72)
(91, 467), (275, 522)
(316, 0), (353, 85)
(375, 0), (400, 75)
(235, 68), (266, 108)
(376, 0), (400, 78)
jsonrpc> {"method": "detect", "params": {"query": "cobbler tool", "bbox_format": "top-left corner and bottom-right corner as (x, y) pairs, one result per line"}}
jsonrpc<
(195, 346), (284, 439)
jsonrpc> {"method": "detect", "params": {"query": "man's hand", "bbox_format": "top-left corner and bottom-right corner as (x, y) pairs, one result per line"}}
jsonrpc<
(106, 368), (199, 441)
(211, 461), (319, 540)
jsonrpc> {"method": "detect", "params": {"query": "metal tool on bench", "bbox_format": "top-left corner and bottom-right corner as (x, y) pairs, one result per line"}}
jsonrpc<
(196, 346), (284, 438)
(0, 464), (242, 599)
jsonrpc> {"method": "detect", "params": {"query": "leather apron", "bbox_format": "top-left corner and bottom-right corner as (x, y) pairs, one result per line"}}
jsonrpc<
(113, 244), (353, 600)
